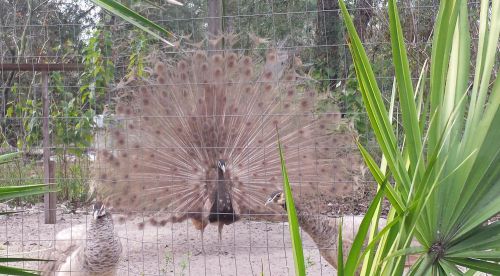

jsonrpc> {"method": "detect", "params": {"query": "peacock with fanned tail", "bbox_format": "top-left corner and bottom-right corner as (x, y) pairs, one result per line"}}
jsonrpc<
(96, 43), (364, 243)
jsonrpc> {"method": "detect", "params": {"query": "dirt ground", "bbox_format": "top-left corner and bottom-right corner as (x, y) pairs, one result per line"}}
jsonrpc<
(0, 177), (384, 276)
(1, 204), (338, 276)
(1, 197), (494, 275)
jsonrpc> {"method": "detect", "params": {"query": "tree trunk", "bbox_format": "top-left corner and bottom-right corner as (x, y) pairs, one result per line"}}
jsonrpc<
(207, 0), (223, 51)
(354, 0), (374, 41)
(316, 0), (342, 81)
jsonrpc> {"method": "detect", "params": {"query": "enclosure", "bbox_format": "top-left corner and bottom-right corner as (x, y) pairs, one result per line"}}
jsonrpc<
(1, 0), (498, 275)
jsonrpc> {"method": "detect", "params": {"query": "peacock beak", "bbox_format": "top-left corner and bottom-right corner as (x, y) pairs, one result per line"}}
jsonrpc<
(93, 210), (99, 220)
(221, 164), (226, 173)
(264, 197), (273, 206)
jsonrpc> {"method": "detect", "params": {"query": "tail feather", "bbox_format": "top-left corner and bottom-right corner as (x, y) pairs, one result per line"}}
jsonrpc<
(97, 41), (364, 228)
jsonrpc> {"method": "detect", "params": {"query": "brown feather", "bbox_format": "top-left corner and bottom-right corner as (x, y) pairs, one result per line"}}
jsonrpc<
(266, 190), (420, 272)
(40, 204), (121, 275)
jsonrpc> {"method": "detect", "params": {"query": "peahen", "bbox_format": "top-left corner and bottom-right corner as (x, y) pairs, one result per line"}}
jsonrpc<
(41, 202), (122, 275)
(96, 42), (364, 243)
(265, 190), (419, 271)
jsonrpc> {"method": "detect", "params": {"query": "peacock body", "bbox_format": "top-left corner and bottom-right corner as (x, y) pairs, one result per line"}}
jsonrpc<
(96, 44), (364, 239)
(266, 190), (420, 271)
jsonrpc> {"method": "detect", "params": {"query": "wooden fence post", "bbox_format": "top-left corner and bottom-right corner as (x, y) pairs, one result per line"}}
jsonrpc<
(42, 72), (56, 224)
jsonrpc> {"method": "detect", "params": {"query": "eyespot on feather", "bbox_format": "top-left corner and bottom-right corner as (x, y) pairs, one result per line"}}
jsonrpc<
(241, 56), (252, 66)
(211, 54), (224, 65)
(266, 51), (277, 63)
(263, 71), (273, 80)
(155, 62), (165, 74)
(177, 60), (188, 71)
(137, 222), (145, 230)
(157, 76), (166, 85)
(194, 51), (207, 62)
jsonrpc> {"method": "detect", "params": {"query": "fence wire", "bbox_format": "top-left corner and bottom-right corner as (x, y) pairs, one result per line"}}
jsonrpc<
(0, 0), (473, 275)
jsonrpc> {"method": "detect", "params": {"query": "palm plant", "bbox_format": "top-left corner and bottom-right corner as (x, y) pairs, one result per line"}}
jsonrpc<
(336, 0), (500, 274)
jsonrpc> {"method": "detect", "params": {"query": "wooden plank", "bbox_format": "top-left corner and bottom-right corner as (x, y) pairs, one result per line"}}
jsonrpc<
(42, 72), (56, 224)
(0, 63), (83, 72)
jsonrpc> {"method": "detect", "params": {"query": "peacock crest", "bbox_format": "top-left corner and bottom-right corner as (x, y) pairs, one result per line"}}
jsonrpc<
(96, 38), (364, 234)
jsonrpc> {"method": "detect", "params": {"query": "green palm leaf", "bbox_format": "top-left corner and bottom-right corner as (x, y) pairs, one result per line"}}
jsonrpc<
(90, 0), (177, 46)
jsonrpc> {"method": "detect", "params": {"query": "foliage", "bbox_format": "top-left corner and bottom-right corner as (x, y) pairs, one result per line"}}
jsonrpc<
(54, 158), (91, 203)
(0, 152), (22, 164)
(126, 30), (149, 79)
(277, 133), (306, 276)
(7, 84), (43, 150)
(0, 152), (51, 275)
(80, 29), (115, 111)
(2, 29), (111, 154)
(2, 2), (488, 273)
(310, 59), (338, 93)
(338, 0), (500, 274)
(340, 78), (368, 138)
(51, 72), (94, 156)
(0, 0), (95, 147)
(1, 157), (91, 205)
(90, 0), (177, 46)
(337, 218), (344, 276)
(1, 0), (427, 156)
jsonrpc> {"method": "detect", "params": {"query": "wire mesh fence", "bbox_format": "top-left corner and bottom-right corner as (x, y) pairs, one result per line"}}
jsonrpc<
(0, 0), (474, 274)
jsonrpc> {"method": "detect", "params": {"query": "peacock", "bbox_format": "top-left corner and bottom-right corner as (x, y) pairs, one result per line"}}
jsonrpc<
(41, 202), (122, 275)
(96, 40), (365, 244)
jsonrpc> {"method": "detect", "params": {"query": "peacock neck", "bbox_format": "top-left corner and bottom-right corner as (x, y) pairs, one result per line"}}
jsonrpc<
(292, 204), (339, 247)
(293, 205), (316, 228)
(217, 167), (224, 182)
(216, 164), (228, 192)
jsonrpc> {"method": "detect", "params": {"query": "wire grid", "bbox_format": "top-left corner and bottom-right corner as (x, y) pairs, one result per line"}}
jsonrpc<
(0, 0), (455, 274)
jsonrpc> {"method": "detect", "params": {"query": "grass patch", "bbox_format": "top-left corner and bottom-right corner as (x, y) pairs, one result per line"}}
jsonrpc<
(0, 155), (92, 206)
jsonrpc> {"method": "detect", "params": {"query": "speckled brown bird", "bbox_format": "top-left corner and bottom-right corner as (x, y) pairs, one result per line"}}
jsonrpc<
(41, 202), (122, 275)
(96, 41), (364, 245)
(265, 190), (419, 271)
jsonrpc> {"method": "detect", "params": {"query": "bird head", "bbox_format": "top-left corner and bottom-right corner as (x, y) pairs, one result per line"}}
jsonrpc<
(265, 190), (286, 209)
(92, 202), (107, 220)
(217, 159), (226, 173)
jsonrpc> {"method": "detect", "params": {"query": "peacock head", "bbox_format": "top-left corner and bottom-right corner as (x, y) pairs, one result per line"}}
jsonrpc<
(265, 190), (286, 209)
(217, 159), (226, 173)
(92, 202), (107, 220)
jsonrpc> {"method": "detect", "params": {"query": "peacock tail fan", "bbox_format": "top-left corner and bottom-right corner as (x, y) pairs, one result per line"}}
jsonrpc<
(95, 42), (365, 228)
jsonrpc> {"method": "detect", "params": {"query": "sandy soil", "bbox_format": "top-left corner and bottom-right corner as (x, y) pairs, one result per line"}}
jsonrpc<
(1, 204), (337, 276)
